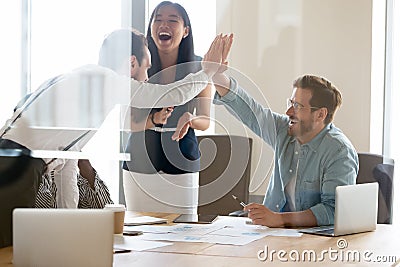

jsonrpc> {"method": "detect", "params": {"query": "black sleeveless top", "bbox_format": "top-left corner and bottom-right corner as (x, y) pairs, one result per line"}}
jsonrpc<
(122, 57), (202, 174)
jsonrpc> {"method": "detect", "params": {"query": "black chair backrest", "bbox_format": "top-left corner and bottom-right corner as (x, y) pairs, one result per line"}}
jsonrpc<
(356, 152), (395, 224)
(197, 135), (252, 215)
(0, 149), (31, 187)
(0, 147), (46, 248)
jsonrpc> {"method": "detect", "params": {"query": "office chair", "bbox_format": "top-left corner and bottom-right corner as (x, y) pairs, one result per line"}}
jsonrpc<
(0, 149), (31, 186)
(0, 148), (43, 248)
(356, 152), (395, 224)
(197, 135), (252, 216)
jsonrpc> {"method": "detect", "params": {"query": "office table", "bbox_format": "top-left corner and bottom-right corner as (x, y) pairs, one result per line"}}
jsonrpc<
(1, 212), (399, 266)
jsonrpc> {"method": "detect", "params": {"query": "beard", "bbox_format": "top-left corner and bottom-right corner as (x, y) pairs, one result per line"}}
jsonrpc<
(287, 117), (313, 139)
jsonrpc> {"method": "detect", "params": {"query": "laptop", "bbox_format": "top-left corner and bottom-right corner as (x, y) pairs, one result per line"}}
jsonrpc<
(299, 182), (378, 236)
(13, 209), (114, 267)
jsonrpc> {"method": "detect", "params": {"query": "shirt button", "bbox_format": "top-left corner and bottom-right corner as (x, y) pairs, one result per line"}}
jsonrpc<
(289, 169), (293, 173)
(276, 204), (279, 209)
(295, 151), (298, 155)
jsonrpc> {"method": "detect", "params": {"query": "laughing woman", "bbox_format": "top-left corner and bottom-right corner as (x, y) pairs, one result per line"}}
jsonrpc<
(123, 1), (211, 214)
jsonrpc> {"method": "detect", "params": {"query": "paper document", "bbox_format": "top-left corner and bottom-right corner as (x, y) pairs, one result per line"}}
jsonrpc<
(210, 227), (270, 238)
(114, 235), (171, 251)
(213, 216), (254, 228)
(141, 233), (264, 246)
(124, 225), (171, 234)
(266, 229), (303, 237)
(124, 216), (302, 246)
(124, 223), (223, 235)
(167, 224), (224, 235)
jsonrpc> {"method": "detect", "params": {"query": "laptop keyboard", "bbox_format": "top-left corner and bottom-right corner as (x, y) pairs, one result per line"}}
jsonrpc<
(300, 225), (334, 234)
(315, 227), (334, 234)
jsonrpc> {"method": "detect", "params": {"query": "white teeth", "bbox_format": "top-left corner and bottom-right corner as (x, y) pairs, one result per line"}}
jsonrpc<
(159, 32), (171, 36)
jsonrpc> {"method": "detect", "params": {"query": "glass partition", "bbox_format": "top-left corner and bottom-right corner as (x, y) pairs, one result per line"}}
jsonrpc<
(17, 0), (129, 201)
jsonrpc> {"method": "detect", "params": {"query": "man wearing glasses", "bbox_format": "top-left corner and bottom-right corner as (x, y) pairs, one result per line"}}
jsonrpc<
(212, 71), (358, 227)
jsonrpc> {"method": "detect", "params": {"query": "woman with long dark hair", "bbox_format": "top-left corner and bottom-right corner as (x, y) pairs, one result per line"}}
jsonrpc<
(123, 1), (211, 214)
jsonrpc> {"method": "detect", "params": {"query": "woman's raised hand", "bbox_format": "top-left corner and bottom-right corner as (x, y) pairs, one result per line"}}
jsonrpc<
(202, 33), (233, 77)
(222, 34), (233, 66)
(216, 33), (233, 74)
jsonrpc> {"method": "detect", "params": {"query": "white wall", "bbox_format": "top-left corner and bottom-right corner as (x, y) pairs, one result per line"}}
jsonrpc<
(216, 0), (373, 195)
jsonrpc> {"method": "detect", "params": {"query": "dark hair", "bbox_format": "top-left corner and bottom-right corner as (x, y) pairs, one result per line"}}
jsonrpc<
(146, 1), (196, 81)
(293, 75), (342, 124)
(98, 28), (148, 71)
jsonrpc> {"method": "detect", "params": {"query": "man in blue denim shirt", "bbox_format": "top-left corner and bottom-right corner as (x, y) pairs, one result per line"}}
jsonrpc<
(212, 70), (358, 227)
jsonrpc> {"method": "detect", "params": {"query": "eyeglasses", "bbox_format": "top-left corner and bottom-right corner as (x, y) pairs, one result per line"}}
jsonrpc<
(286, 98), (320, 112)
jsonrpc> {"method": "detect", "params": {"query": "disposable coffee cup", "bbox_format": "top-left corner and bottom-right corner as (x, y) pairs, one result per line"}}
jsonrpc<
(104, 204), (126, 234)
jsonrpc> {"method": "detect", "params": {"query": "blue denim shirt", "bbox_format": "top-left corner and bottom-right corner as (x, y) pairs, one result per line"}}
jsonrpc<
(214, 78), (359, 225)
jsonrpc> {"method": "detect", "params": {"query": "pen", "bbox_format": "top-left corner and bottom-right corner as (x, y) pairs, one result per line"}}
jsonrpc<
(232, 195), (247, 208)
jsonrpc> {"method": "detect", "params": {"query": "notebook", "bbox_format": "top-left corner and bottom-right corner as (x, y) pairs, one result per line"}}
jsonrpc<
(299, 182), (378, 236)
(13, 209), (114, 267)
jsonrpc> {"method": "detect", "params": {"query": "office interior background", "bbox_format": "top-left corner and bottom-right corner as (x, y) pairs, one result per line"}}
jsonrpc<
(0, 0), (398, 224)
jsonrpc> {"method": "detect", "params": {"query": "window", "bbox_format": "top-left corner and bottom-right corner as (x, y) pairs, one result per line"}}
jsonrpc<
(29, 0), (122, 91)
(27, 0), (126, 201)
(372, 0), (400, 224)
(0, 1), (21, 125)
(383, 0), (399, 224)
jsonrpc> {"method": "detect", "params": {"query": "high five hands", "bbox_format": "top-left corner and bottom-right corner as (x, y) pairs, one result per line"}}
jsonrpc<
(200, 33), (234, 79)
(172, 33), (233, 141)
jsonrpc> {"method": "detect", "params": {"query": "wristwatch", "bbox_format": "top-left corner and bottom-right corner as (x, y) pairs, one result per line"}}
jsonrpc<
(149, 127), (177, 133)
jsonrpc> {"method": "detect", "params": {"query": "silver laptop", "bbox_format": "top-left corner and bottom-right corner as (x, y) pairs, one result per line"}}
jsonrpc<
(299, 182), (378, 236)
(13, 209), (114, 267)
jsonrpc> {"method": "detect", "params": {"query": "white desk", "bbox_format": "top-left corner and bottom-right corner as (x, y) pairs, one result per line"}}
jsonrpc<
(113, 213), (400, 266)
(1, 212), (399, 267)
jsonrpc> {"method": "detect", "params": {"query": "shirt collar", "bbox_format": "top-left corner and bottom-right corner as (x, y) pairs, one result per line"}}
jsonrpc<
(289, 123), (333, 151)
(303, 123), (332, 152)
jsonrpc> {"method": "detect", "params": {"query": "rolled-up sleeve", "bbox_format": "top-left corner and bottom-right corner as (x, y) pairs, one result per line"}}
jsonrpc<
(310, 143), (358, 225)
(213, 78), (278, 146)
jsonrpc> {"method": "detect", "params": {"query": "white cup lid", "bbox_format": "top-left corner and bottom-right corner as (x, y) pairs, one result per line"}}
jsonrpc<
(103, 204), (126, 212)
